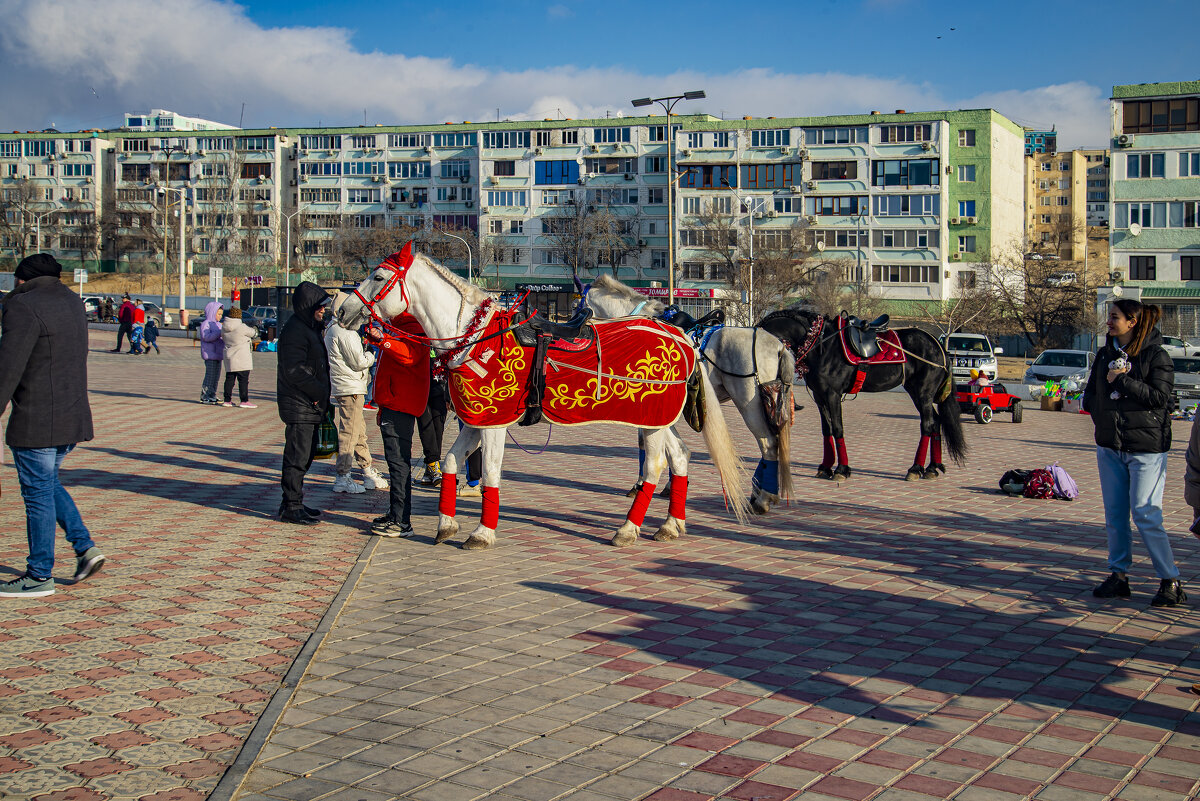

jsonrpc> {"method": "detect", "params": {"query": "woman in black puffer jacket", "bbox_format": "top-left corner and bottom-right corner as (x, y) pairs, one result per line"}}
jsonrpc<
(1082, 299), (1185, 607)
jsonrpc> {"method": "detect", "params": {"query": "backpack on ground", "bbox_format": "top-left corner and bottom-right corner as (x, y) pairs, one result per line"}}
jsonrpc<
(1023, 468), (1055, 499)
(999, 469), (1031, 496)
(1046, 462), (1079, 500)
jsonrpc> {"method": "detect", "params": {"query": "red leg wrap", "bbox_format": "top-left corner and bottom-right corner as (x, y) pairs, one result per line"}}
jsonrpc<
(915, 435), (931, 467)
(835, 438), (849, 467)
(438, 473), (457, 517)
(627, 482), (656, 527)
(481, 486), (499, 529)
(931, 435), (943, 464)
(668, 475), (688, 521)
(822, 436), (836, 469)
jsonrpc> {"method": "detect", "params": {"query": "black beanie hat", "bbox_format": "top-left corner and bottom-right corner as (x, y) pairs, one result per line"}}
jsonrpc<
(15, 253), (62, 281)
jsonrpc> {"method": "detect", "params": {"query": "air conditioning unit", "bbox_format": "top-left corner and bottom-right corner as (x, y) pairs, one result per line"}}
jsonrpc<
(637, 239), (646, 246)
(780, 147), (792, 156)
(288, 179), (297, 186)
(950, 217), (960, 224)
(1110, 270), (1125, 281)
(624, 173), (634, 181)
(805, 180), (816, 190)
(386, 203), (396, 210)
(964, 216), (977, 224)
(798, 149), (809, 159)
(805, 215), (817, 224)
(768, 209), (778, 218)
(300, 174), (309, 182)
(424, 146), (433, 154)
(945, 165), (952, 175)
(921, 141), (934, 151)
(196, 149), (206, 156)
(590, 144), (600, 153)
(85, 177), (93, 184)
(465, 201), (474, 208)
(257, 175), (268, 183)
(534, 147), (543, 155)
(372, 175), (383, 182)
(459, 175), (469, 183)
(410, 202), (419, 208)
(288, 152), (296, 161)
(950, 252), (962, 261)
(576, 178), (585, 185)
(680, 149), (691, 158)
(1116, 134), (1135, 148)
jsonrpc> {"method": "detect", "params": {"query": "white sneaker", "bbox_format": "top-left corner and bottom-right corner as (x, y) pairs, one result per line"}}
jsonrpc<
(332, 475), (366, 494)
(362, 466), (390, 491)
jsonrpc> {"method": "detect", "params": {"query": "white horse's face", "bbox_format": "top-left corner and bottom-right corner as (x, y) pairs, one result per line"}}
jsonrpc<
(339, 266), (409, 328)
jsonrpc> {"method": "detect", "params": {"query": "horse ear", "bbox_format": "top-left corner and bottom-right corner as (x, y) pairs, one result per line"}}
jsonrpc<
(380, 241), (415, 272)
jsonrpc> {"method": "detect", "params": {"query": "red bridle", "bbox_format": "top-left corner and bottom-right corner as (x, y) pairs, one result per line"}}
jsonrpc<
(350, 241), (414, 332)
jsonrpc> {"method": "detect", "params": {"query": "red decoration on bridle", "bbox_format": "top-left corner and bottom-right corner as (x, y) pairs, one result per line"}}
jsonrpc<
(351, 241), (414, 331)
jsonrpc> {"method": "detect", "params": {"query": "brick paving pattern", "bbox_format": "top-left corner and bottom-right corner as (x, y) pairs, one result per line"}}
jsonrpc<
(1, 333), (1197, 800)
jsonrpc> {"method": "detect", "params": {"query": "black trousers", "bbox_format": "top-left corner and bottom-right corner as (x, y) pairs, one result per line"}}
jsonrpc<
(378, 407), (416, 524)
(417, 380), (448, 465)
(281, 422), (319, 510)
(115, 322), (133, 350)
(223, 371), (249, 403)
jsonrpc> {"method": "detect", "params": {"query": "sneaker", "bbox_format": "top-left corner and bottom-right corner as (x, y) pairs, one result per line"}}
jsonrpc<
(371, 518), (413, 538)
(1151, 578), (1187, 608)
(221, 401), (235, 407)
(0, 574), (54, 598)
(363, 402), (378, 410)
(1093, 572), (1131, 599)
(458, 482), (482, 498)
(332, 475), (366, 494)
(73, 548), (106, 582)
(238, 402), (257, 408)
(419, 461), (442, 487)
(362, 466), (389, 491)
(280, 507), (318, 525)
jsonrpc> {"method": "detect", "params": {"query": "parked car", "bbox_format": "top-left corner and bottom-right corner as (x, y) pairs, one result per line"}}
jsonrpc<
(1024, 349), (1094, 384)
(1172, 357), (1200, 410)
(141, 301), (172, 328)
(1160, 335), (1198, 358)
(242, 305), (278, 337)
(1046, 272), (1077, 287)
(941, 333), (1002, 382)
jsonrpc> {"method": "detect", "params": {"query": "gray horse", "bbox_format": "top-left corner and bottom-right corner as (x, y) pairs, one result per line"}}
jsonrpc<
(585, 275), (794, 514)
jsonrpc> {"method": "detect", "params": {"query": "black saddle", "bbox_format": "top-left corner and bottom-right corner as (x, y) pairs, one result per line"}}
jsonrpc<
(660, 305), (726, 331)
(513, 307), (595, 348)
(842, 313), (890, 360)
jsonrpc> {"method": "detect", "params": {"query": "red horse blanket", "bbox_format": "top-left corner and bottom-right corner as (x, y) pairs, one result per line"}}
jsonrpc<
(449, 314), (696, 429)
(836, 317), (905, 366)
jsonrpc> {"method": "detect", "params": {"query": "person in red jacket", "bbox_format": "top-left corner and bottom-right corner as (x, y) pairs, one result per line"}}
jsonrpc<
(365, 315), (430, 537)
(109, 293), (135, 352)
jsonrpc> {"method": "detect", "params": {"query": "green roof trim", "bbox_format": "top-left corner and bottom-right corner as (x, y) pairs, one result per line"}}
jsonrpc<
(1113, 81), (1200, 99)
(1136, 286), (1200, 298)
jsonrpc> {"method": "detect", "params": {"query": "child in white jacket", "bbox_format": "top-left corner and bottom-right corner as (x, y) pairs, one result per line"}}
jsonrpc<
(325, 294), (389, 493)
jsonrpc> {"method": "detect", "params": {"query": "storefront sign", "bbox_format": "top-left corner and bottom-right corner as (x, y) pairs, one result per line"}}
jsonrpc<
(516, 283), (574, 293)
(635, 287), (713, 298)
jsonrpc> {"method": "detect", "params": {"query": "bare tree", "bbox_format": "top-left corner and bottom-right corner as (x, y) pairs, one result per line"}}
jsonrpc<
(802, 259), (887, 321)
(0, 179), (43, 261)
(978, 241), (1097, 350)
(541, 197), (598, 278)
(917, 272), (1000, 337)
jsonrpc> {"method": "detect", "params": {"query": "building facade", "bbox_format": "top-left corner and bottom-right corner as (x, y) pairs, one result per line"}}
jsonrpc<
(1025, 130), (1058, 156)
(0, 107), (1025, 315)
(1024, 148), (1110, 270)
(1108, 81), (1200, 337)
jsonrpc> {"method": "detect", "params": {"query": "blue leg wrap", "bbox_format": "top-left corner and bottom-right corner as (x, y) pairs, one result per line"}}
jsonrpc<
(753, 460), (779, 495)
(637, 447), (646, 478)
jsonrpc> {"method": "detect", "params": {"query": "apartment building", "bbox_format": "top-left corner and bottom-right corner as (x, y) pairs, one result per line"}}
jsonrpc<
(122, 109), (236, 133)
(1025, 130), (1057, 156)
(0, 107), (1025, 315)
(1024, 148), (1110, 271)
(1108, 81), (1200, 337)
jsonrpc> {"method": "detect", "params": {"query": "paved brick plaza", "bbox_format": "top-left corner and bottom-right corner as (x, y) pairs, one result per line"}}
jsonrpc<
(0, 333), (1197, 801)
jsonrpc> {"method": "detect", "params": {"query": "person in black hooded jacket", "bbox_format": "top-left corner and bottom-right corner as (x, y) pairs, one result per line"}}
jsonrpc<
(277, 281), (333, 524)
(1082, 298), (1185, 607)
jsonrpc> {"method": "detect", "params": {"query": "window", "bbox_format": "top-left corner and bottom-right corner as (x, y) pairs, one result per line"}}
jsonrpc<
(880, 124), (933, 143)
(201, 162), (228, 177)
(561, 130), (579, 145)
(301, 188), (341, 203)
(742, 163), (795, 189)
(750, 129), (790, 147)
(492, 160), (516, 177)
(440, 160), (470, 179)
(1183, 256), (1200, 281)
(1179, 152), (1200, 177)
(957, 165), (976, 182)
(241, 163), (272, 179)
(871, 229), (937, 248)
(351, 214), (380, 228)
(873, 264), (938, 283)
(958, 129), (976, 147)
(482, 131), (530, 149)
(687, 133), (703, 148)
(1116, 201), (1199, 228)
(1122, 97), (1200, 134)
(486, 190), (526, 206)
(1040, 214), (1053, 224)
(0, 141), (20, 157)
(508, 219), (524, 234)
(873, 194), (939, 216)
(539, 189), (575, 205)
(710, 196), (732, 215)
(807, 195), (865, 216)
(122, 139), (149, 153)
(535, 131), (551, 147)
(585, 157), (638, 175)
(651, 250), (667, 269)
(679, 165), (736, 189)
(681, 197), (701, 215)
(347, 189), (380, 203)
(1130, 256), (1156, 280)
(773, 197), (802, 213)
(239, 187), (272, 201)
(5, 163), (17, 177)
(713, 132), (730, 148)
(389, 161), (430, 179)
(62, 163), (94, 177)
(588, 188), (638, 205)
(303, 214), (341, 229)
(436, 187), (458, 202)
(806, 127), (867, 145)
(871, 159), (939, 187)
(958, 200), (976, 217)
(350, 134), (376, 149)
(237, 136), (273, 151)
(431, 133), (476, 147)
(817, 229), (868, 248)
(1127, 152), (1165, 178)
(1056, 196), (1070, 206)
(679, 229), (737, 247)
(1058, 161), (1070, 171)
(644, 156), (667, 173)
(387, 133), (428, 148)
(300, 161), (342, 176)
(646, 125), (666, 143)
(196, 136), (233, 151)
(645, 187), (664, 204)
(592, 127), (631, 143)
(958, 235), (976, 253)
(811, 161), (858, 180)
(535, 160), (579, 185)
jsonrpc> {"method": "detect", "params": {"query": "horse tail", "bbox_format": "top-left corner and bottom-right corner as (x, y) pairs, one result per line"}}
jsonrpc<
(934, 340), (968, 464)
(698, 365), (751, 524)
(776, 345), (795, 501)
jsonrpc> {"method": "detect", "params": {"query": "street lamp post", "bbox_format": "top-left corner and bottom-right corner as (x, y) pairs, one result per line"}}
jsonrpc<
(157, 184), (188, 328)
(631, 90), (706, 308)
(15, 204), (57, 254)
(721, 180), (766, 324)
(441, 230), (473, 284)
(281, 209), (302, 289)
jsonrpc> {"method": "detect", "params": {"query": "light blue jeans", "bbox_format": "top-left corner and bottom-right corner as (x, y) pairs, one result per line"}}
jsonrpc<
(11, 445), (95, 581)
(1096, 447), (1179, 579)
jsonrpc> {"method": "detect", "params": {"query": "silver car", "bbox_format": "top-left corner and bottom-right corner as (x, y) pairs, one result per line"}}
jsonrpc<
(1173, 357), (1200, 409)
(1024, 349), (1094, 385)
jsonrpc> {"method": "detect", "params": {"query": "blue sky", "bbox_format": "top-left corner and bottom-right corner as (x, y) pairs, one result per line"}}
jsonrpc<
(1, 0), (1197, 146)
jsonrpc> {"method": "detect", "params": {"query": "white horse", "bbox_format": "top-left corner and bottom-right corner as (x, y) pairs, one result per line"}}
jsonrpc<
(338, 244), (750, 550)
(584, 275), (795, 513)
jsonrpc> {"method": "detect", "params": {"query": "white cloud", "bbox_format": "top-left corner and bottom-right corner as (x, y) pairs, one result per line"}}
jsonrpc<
(546, 4), (571, 18)
(0, 0), (1108, 148)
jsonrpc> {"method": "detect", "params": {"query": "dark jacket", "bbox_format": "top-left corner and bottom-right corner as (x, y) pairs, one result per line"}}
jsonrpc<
(276, 281), (332, 424)
(0, 276), (94, 448)
(1083, 328), (1173, 453)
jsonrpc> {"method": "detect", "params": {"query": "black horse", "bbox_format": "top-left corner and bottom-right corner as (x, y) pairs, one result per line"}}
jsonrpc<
(758, 309), (967, 481)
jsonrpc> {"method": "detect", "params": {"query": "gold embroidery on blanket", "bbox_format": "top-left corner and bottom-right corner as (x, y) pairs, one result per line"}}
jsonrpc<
(452, 333), (525, 416)
(547, 342), (687, 412)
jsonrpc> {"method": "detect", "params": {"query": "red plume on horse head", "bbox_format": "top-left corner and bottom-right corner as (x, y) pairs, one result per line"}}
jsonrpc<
(380, 240), (414, 272)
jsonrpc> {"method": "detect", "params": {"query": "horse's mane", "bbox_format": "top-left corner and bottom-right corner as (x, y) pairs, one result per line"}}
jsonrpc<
(592, 275), (666, 314)
(414, 250), (489, 305)
(761, 308), (818, 324)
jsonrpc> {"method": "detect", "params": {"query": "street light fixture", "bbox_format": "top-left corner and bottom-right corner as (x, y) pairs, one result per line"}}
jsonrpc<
(630, 90), (706, 307)
(156, 183), (189, 328)
(281, 208), (302, 288)
(722, 179), (767, 324)
(440, 230), (474, 284)
(15, 203), (57, 254)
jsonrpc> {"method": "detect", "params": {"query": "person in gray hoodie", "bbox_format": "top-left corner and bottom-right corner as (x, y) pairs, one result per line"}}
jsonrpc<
(221, 307), (258, 407)
(198, 301), (225, 405)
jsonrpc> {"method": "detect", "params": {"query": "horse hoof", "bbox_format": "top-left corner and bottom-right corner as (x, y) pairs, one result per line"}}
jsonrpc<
(815, 466), (834, 480)
(611, 521), (640, 547)
(435, 522), (459, 544)
(462, 535), (491, 550)
(653, 518), (684, 542)
(625, 483), (642, 498)
(833, 466), (851, 482)
(905, 468), (923, 482)
(921, 466), (941, 480)
(750, 495), (771, 515)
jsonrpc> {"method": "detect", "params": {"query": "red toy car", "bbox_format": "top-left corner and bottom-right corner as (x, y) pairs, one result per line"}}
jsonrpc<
(956, 384), (1023, 424)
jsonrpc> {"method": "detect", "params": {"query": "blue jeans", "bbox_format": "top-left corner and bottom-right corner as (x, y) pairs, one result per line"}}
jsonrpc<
(11, 445), (95, 581)
(1096, 447), (1179, 579)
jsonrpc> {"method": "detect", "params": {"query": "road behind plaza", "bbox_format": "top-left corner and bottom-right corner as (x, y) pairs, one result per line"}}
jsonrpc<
(0, 333), (1196, 801)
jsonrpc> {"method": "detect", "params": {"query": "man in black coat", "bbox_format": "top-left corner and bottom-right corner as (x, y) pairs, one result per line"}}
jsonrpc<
(0, 254), (106, 598)
(277, 281), (333, 524)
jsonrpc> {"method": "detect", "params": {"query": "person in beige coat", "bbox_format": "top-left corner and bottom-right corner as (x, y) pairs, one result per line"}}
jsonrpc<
(325, 294), (388, 493)
(221, 307), (258, 408)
